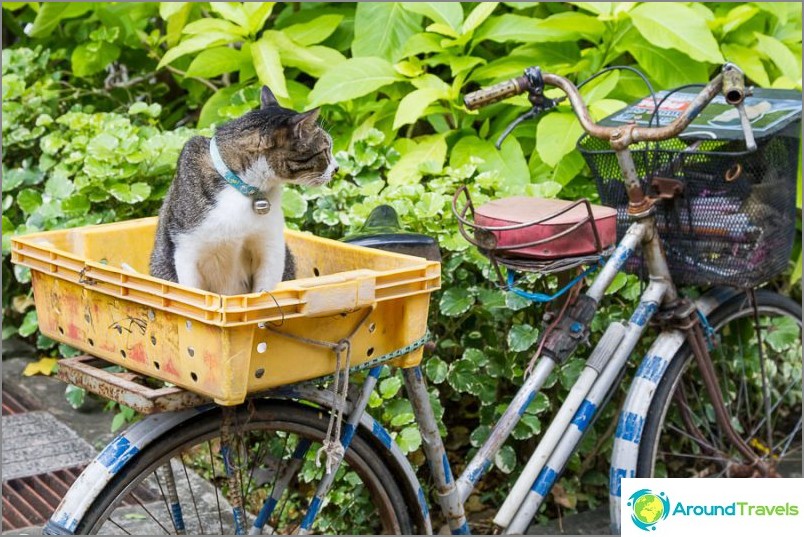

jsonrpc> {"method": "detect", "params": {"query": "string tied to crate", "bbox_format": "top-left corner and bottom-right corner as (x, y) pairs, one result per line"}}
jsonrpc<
(264, 306), (375, 474)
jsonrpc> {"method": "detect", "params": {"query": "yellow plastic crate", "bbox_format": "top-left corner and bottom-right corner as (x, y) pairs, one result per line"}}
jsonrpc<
(11, 217), (440, 405)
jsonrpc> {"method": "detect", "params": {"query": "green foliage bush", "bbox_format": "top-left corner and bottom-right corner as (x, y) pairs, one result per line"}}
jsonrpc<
(2, 1), (802, 520)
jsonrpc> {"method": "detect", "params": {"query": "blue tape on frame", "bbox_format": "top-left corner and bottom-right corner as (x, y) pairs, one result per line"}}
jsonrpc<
(635, 354), (668, 384)
(417, 487), (430, 519)
(97, 435), (139, 474)
(369, 366), (383, 379)
(170, 503), (185, 532)
(609, 467), (634, 497)
(615, 411), (645, 443)
(372, 420), (393, 449)
(341, 423), (357, 449)
(293, 438), (312, 459)
(253, 497), (278, 530)
(630, 301), (657, 327)
(531, 466), (558, 497)
(442, 452), (453, 484)
(518, 390), (537, 416)
(467, 458), (491, 485)
(451, 521), (471, 535)
(301, 496), (323, 530)
(571, 399), (597, 432)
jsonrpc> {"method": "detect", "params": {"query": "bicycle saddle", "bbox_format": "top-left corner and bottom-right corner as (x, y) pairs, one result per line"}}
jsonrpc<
(343, 204), (441, 262)
(474, 196), (617, 259)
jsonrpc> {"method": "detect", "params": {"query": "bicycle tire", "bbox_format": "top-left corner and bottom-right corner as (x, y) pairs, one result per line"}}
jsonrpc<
(637, 289), (802, 478)
(74, 400), (416, 535)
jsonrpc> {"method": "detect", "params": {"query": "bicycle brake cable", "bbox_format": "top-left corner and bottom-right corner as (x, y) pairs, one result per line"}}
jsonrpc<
(495, 66), (564, 149)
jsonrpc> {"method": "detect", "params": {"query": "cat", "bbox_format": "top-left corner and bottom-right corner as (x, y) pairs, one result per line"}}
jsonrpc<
(149, 85), (336, 295)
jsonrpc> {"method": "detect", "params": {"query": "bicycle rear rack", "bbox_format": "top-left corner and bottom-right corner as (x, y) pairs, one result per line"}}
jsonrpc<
(58, 355), (210, 414)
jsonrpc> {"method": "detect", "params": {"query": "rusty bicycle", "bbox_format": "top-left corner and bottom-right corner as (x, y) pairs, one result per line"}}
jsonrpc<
(25, 63), (802, 535)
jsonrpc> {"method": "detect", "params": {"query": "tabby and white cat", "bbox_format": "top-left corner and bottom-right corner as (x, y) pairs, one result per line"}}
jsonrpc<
(149, 86), (336, 294)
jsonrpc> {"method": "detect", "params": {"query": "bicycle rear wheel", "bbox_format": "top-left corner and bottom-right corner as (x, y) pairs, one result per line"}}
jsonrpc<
(638, 290), (802, 478)
(74, 400), (415, 535)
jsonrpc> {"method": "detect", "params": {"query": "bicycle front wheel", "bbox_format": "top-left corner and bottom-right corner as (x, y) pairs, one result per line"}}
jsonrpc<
(74, 400), (415, 535)
(638, 289), (802, 478)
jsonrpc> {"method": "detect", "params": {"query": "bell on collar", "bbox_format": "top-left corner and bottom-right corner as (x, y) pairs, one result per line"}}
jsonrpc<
(252, 196), (271, 215)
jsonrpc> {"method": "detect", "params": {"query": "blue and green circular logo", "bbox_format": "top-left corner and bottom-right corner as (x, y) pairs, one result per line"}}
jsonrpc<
(627, 489), (670, 531)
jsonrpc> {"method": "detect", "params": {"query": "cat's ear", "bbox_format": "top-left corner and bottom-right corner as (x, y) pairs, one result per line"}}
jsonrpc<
(260, 86), (278, 109)
(290, 108), (320, 137)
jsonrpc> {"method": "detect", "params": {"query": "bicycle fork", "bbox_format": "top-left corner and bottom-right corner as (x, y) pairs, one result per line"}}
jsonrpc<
(673, 301), (774, 477)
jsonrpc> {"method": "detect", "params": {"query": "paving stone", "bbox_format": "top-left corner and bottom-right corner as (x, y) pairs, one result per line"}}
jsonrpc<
(2, 412), (95, 481)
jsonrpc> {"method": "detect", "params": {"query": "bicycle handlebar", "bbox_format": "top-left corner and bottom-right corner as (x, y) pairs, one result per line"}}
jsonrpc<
(464, 64), (748, 147)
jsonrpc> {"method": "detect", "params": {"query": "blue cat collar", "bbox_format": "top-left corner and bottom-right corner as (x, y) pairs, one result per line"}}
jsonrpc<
(209, 136), (261, 198)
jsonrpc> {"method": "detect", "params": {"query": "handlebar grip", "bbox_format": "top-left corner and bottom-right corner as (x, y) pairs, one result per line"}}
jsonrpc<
(464, 75), (530, 110)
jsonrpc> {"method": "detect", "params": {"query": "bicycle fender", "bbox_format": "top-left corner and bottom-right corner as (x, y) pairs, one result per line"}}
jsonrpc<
(44, 406), (210, 534)
(607, 286), (740, 533)
(44, 386), (432, 535)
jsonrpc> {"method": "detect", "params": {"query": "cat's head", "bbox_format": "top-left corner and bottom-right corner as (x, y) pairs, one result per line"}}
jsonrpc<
(216, 86), (337, 188)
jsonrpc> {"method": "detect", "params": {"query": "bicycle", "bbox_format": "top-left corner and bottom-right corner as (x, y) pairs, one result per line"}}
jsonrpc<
(28, 63), (801, 535)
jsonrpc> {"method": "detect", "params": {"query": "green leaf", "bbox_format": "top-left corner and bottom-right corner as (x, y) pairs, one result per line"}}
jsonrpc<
(507, 323), (539, 352)
(791, 251), (802, 284)
(392, 88), (447, 130)
(629, 3), (724, 64)
(158, 32), (239, 69)
(449, 136), (529, 190)
(569, 2), (611, 16)
(536, 111), (584, 167)
(199, 85), (242, 128)
(425, 356), (448, 384)
(62, 194), (90, 216)
(186, 47), (245, 79)
(440, 287), (475, 317)
(111, 412), (127, 432)
(65, 385), (87, 410)
(475, 13), (598, 44)
(462, 2), (499, 35)
(182, 18), (247, 37)
(402, 2), (463, 34)
(580, 71), (619, 104)
(721, 4), (759, 35)
(17, 189), (42, 214)
(308, 57), (401, 107)
(605, 271), (628, 295)
(621, 30), (709, 88)
(352, 2), (422, 63)
(109, 183), (151, 204)
(18, 309), (38, 337)
(282, 189), (308, 219)
(396, 426), (422, 454)
(284, 14), (344, 46)
(29, 2), (92, 38)
(447, 359), (478, 392)
(379, 376), (402, 399)
(721, 44), (770, 87)
(754, 33), (802, 82)
(269, 31), (346, 78)
(159, 2), (187, 19)
(766, 316), (801, 352)
(242, 2), (275, 35)
(72, 42), (121, 77)
(45, 175), (75, 200)
(537, 12), (605, 43)
(495, 445), (516, 474)
(387, 133), (447, 185)
(252, 36), (288, 98)
(208, 2), (249, 28)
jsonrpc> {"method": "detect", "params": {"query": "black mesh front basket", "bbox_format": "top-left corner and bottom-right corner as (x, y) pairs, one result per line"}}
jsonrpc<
(579, 121), (800, 288)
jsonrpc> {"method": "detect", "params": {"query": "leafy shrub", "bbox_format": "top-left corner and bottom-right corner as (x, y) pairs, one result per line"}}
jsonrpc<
(2, 1), (801, 521)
